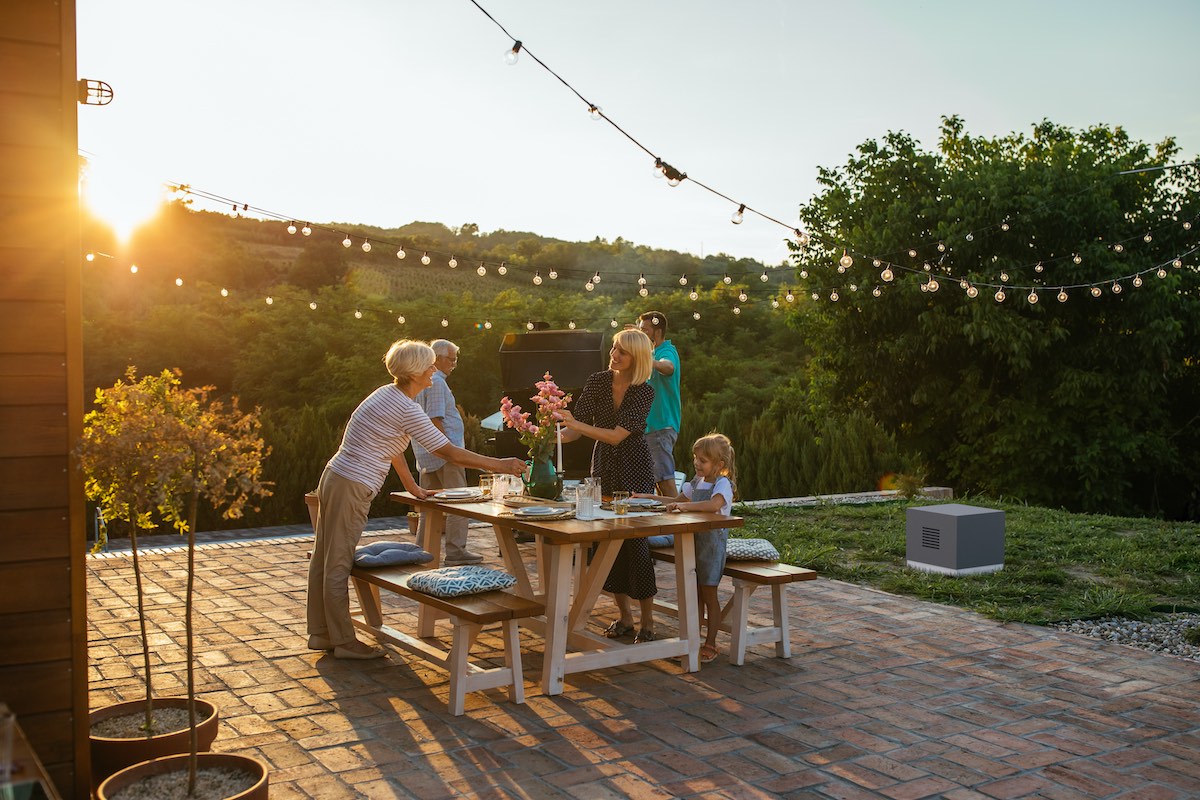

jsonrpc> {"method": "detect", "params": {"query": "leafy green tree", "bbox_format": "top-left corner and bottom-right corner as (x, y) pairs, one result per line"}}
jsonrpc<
(792, 117), (1200, 517)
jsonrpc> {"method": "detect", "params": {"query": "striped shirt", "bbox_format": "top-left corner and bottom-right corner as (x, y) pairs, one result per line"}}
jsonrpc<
(327, 384), (450, 493)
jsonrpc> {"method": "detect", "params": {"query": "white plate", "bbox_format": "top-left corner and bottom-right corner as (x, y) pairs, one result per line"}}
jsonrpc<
(514, 506), (559, 516)
(624, 497), (661, 507)
(435, 489), (480, 499)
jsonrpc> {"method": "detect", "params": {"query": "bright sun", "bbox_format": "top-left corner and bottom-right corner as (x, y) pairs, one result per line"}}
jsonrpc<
(79, 154), (168, 242)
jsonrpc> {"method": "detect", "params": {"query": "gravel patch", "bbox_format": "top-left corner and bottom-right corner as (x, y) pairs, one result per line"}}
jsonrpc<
(1051, 613), (1200, 662)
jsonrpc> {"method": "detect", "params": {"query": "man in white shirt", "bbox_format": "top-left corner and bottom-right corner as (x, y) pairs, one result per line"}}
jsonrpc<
(414, 339), (481, 565)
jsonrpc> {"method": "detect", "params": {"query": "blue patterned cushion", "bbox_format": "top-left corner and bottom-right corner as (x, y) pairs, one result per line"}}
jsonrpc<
(407, 565), (517, 598)
(354, 541), (433, 568)
(726, 538), (781, 561)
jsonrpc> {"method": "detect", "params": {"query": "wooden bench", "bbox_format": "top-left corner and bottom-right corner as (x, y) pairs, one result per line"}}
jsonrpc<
(349, 564), (545, 715)
(649, 547), (817, 665)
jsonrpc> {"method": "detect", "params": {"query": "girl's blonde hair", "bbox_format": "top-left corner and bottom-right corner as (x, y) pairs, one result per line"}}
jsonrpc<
(693, 432), (737, 497)
(612, 328), (653, 385)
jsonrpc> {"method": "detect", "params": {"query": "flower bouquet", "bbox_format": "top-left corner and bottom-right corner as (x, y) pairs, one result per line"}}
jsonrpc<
(500, 373), (572, 498)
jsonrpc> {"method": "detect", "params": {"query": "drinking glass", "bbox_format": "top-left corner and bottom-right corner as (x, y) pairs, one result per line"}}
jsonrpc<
(611, 491), (630, 515)
(478, 473), (494, 499)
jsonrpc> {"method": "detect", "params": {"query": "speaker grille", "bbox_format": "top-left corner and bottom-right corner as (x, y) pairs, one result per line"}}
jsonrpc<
(920, 526), (941, 549)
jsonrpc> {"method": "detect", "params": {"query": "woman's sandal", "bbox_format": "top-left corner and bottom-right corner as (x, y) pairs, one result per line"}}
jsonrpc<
(633, 628), (658, 643)
(604, 620), (635, 638)
(699, 644), (720, 664)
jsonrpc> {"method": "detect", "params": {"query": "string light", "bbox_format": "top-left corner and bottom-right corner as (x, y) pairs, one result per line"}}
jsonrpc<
(588, 105), (603, 121)
(396, 247), (406, 259)
(638, 273), (647, 286)
(1111, 281), (1122, 294)
(639, 287), (649, 297)
(309, 301), (318, 310)
(533, 271), (542, 285)
(448, 256), (458, 268)
(610, 318), (618, 328)
(1091, 286), (1103, 297)
(287, 222), (297, 235)
(548, 268), (558, 279)
(568, 320), (577, 329)
(966, 285), (979, 298)
(504, 40), (522, 65)
(1057, 289), (1068, 302)
(688, 290), (698, 301)
(731, 204), (745, 225)
(220, 288), (228, 297)
(354, 309), (363, 319)
(498, 261), (508, 275)
(361, 240), (371, 253)
(484, 320), (492, 329)
(175, 278), (183, 286)
(441, 317), (450, 327)
(1027, 289), (1038, 304)
(722, 273), (732, 285)
(397, 314), (406, 324)
(585, 281), (595, 291)
(265, 296), (273, 305)
(839, 251), (853, 269)
(994, 289), (1006, 303)
(129, 264), (138, 274)
(692, 311), (701, 320)
(301, 224), (311, 236)
(342, 235), (352, 248)
(421, 252), (431, 265)
(679, 274), (688, 285)
(477, 262), (487, 276)
(759, 270), (769, 282)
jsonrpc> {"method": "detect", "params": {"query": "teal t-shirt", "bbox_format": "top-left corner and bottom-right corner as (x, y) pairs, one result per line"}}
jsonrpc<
(645, 340), (681, 432)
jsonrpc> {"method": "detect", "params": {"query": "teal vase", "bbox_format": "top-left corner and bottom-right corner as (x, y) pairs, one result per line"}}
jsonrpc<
(525, 457), (563, 500)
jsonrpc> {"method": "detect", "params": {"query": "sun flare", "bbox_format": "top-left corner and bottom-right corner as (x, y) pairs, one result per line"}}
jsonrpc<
(79, 154), (168, 242)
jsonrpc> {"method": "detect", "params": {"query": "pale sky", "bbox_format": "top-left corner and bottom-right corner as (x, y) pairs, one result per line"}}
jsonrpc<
(77, 0), (1200, 266)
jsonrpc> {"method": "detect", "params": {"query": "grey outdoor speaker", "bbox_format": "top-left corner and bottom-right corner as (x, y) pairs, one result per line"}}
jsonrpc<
(905, 503), (1005, 576)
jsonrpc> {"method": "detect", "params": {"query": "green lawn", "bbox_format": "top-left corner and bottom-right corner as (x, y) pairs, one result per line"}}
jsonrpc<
(738, 497), (1200, 624)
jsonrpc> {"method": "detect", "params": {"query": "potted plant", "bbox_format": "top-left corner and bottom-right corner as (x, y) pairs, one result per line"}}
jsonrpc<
(79, 368), (272, 796)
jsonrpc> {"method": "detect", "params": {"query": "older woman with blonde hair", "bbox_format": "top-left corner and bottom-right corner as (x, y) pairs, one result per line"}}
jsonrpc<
(558, 328), (660, 642)
(308, 339), (526, 659)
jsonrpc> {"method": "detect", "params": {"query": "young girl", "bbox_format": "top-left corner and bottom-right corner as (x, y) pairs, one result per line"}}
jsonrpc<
(636, 432), (736, 664)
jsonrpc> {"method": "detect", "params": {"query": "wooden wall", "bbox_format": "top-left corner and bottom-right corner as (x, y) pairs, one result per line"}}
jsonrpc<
(0, 1), (89, 796)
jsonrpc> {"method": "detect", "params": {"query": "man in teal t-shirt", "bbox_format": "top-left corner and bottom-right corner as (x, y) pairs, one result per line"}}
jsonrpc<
(638, 311), (681, 497)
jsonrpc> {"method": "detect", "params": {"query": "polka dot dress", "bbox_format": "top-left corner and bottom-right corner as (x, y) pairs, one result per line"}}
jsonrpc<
(572, 370), (657, 599)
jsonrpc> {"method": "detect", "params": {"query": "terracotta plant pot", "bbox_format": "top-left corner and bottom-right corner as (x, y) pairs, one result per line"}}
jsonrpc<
(97, 752), (268, 800)
(90, 697), (219, 789)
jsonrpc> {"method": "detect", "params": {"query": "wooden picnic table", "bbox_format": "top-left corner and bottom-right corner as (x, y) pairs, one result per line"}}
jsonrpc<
(392, 491), (743, 695)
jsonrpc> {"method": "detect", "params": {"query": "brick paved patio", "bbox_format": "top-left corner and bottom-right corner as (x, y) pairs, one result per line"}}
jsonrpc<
(87, 522), (1200, 799)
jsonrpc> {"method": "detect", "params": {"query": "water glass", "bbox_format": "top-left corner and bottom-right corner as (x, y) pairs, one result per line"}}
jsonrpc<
(478, 473), (494, 498)
(575, 482), (596, 520)
(612, 491), (630, 515)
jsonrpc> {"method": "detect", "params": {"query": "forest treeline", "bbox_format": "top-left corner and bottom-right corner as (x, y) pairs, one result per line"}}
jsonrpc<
(81, 117), (1200, 530)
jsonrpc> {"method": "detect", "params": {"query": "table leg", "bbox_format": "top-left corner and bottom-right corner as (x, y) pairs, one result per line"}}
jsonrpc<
(567, 541), (621, 633)
(417, 508), (446, 637)
(493, 522), (534, 598)
(674, 533), (700, 672)
(540, 543), (575, 695)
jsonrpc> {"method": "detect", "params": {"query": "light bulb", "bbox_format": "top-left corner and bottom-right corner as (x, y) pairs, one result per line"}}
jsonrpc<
(760, 271), (769, 282)
(287, 223), (297, 235)
(484, 320), (492, 329)
(533, 271), (542, 285)
(960, 279), (969, 290)
(829, 291), (839, 302)
(811, 293), (819, 301)
(839, 252), (853, 268)
(1000, 272), (1009, 282)
(129, 264), (138, 273)
(731, 204), (745, 225)
(850, 284), (858, 292)
(420, 252), (431, 265)
(872, 287), (882, 297)
(526, 320), (534, 331)
(342, 236), (352, 248)
(504, 41), (521, 65)
(738, 291), (747, 302)
(639, 287), (648, 297)
(923, 263), (932, 272)
(785, 291), (795, 302)
(772, 298), (780, 307)
(448, 256), (458, 268)
(477, 263), (487, 276)
(1027, 290), (1038, 304)
(362, 241), (371, 252)
(881, 268), (894, 282)
(794, 229), (810, 246)
(85, 252), (95, 262)
(397, 315), (406, 324)
(1133, 275), (1143, 287)
(309, 302), (318, 310)
(1113, 243), (1124, 253)
(733, 306), (742, 314)
(937, 242), (946, 252)
(689, 290), (698, 301)
(548, 269), (558, 279)
(679, 274), (688, 285)
(396, 247), (406, 259)
(1157, 268), (1167, 278)
(1057, 289), (1068, 302)
(928, 279), (939, 292)
(838, 265), (847, 274)
(653, 159), (664, 179)
(588, 105), (603, 121)
(301, 224), (312, 236)
(800, 270), (809, 279)
(220, 287), (228, 297)
(1035, 262), (1044, 272)
(638, 273), (646, 286)
(441, 317), (449, 327)
(965, 233), (975, 242)
(1072, 254), (1081, 264)
(1001, 222), (1010, 232)
(1091, 286), (1102, 297)
(498, 262), (507, 275)
(265, 296), (273, 305)
(585, 281), (595, 292)
(568, 320), (577, 329)
(994, 289), (1006, 303)
(966, 285), (979, 298)
(1184, 221), (1193, 230)
(175, 278), (183, 286)
(667, 176), (681, 187)
(354, 309), (362, 319)
(692, 311), (701, 320)
(1173, 259), (1183, 268)
(610, 318), (618, 328)
(1111, 282), (1122, 294)
(1144, 234), (1153, 243)
(722, 274), (732, 285)
(592, 272), (601, 284)
(872, 259), (881, 268)
(908, 249), (917, 258)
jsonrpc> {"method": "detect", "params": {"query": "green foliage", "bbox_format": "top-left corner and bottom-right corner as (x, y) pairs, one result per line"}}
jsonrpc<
(740, 497), (1200, 624)
(792, 117), (1200, 518)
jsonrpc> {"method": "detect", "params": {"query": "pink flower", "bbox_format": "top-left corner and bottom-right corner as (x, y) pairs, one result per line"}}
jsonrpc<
(499, 372), (572, 462)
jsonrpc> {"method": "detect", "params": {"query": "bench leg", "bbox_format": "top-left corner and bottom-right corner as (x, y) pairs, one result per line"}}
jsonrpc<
(728, 579), (758, 666)
(352, 578), (384, 630)
(447, 620), (481, 716)
(501, 619), (525, 705)
(772, 584), (791, 659)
